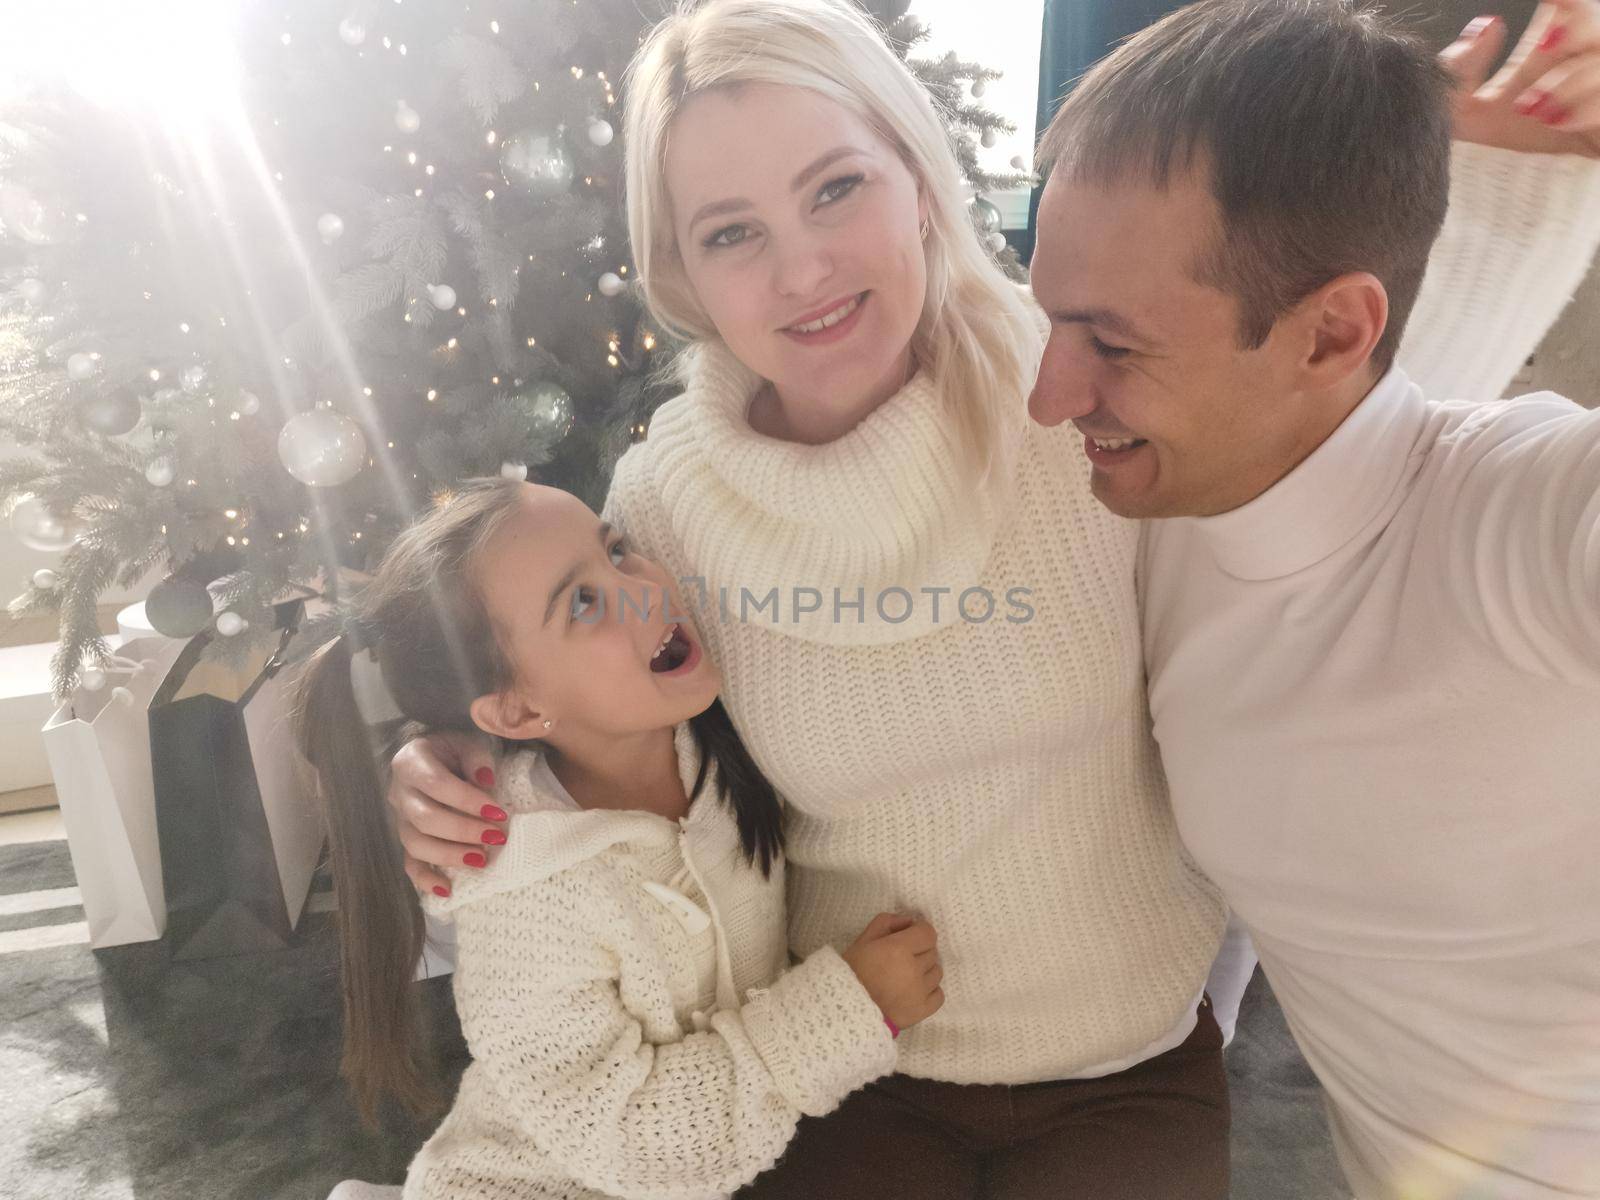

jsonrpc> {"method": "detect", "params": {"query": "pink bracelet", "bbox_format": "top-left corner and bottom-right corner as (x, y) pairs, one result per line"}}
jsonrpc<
(884, 1016), (900, 1039)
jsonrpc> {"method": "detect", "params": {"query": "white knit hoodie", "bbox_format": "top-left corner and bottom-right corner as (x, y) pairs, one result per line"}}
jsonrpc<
(404, 721), (897, 1200)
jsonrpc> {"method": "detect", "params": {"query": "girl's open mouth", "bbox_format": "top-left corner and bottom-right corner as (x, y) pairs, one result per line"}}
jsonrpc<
(648, 623), (697, 674)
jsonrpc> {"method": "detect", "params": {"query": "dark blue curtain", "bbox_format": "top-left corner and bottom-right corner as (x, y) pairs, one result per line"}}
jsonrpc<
(1019, 0), (1185, 262)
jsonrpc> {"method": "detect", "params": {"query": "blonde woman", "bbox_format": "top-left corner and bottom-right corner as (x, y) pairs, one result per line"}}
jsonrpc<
(382, 1), (1596, 1195)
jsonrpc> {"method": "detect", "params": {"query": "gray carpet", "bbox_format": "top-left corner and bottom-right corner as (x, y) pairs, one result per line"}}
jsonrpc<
(1, 838), (1347, 1199)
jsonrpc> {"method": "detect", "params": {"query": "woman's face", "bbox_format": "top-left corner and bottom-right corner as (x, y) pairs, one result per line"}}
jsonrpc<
(468, 485), (720, 742)
(665, 83), (929, 430)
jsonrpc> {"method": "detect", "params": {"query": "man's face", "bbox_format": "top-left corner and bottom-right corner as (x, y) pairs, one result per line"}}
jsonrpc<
(1028, 168), (1309, 519)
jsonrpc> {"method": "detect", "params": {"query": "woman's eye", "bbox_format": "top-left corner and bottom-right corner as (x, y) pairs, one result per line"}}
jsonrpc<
(1091, 336), (1132, 361)
(608, 538), (628, 567)
(705, 224), (750, 249)
(570, 586), (599, 620)
(817, 173), (864, 205)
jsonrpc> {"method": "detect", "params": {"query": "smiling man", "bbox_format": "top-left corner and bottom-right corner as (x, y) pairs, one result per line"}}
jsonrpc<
(1027, 0), (1600, 1196)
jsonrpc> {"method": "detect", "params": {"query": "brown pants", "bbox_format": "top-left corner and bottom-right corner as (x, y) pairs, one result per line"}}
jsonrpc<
(739, 999), (1229, 1200)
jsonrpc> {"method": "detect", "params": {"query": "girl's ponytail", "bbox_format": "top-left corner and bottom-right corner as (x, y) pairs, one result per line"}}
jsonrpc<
(688, 697), (785, 878)
(294, 634), (440, 1125)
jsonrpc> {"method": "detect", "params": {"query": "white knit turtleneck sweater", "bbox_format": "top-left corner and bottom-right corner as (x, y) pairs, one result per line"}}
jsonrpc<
(602, 143), (1599, 1085)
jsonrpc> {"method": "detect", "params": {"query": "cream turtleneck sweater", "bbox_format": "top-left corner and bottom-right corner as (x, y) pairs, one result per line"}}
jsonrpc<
(602, 142), (1596, 1085)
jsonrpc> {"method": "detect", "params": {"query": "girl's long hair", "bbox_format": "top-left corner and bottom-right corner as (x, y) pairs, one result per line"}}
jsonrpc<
(291, 477), (783, 1124)
(624, 0), (1043, 490)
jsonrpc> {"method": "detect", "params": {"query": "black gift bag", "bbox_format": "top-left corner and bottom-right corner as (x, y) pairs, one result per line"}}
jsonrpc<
(149, 597), (325, 960)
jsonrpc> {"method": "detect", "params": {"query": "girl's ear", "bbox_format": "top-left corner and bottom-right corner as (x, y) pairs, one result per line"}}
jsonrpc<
(469, 690), (550, 741)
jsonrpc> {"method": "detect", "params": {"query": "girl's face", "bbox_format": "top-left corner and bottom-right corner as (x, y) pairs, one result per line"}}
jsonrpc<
(468, 485), (719, 741)
(665, 82), (929, 430)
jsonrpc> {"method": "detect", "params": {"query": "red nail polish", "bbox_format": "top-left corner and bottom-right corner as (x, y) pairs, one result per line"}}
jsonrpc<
(1519, 90), (1551, 116)
(1539, 24), (1566, 53)
(474, 766), (496, 788)
(464, 851), (487, 868)
(432, 885), (451, 898)
(1543, 103), (1570, 126)
(481, 803), (508, 822)
(481, 828), (507, 846)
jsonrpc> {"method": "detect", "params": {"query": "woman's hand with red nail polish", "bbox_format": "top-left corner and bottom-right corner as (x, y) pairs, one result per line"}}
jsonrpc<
(1453, 0), (1600, 158)
(387, 728), (502, 897)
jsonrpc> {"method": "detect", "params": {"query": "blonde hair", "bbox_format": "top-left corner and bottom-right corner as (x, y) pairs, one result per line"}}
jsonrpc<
(623, 0), (1041, 484)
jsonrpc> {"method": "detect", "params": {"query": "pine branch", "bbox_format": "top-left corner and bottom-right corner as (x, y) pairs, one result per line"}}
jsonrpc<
(440, 34), (527, 126)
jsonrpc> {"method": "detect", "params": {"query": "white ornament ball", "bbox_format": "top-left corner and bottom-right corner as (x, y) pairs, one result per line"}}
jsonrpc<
(80, 667), (107, 692)
(317, 212), (345, 244)
(500, 461), (529, 481)
(986, 231), (1008, 253)
(216, 611), (248, 637)
(238, 389), (261, 416)
(18, 278), (46, 305)
(179, 363), (208, 394)
(587, 118), (615, 147)
(66, 352), (98, 381)
(32, 567), (59, 590)
(8, 494), (78, 553)
(338, 17), (366, 45)
(428, 284), (457, 310)
(981, 128), (999, 149)
(395, 102), (421, 134)
(598, 272), (625, 298)
(1010, 155), (1028, 171)
(277, 408), (368, 487)
(145, 459), (175, 487)
(971, 80), (988, 98)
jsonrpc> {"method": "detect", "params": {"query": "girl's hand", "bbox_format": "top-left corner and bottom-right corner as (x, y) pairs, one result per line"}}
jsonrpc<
(841, 913), (945, 1032)
(388, 729), (506, 896)
(1446, 0), (1600, 158)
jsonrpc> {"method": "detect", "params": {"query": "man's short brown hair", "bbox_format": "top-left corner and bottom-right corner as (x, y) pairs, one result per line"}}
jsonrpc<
(1037, 0), (1453, 370)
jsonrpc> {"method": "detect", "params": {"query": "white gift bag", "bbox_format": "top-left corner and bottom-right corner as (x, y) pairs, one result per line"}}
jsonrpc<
(40, 636), (189, 949)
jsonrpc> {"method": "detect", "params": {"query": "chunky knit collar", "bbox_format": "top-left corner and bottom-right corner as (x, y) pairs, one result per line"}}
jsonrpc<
(645, 337), (1029, 646)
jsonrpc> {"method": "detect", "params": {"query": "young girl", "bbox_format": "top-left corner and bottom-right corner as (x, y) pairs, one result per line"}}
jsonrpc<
(294, 477), (944, 1199)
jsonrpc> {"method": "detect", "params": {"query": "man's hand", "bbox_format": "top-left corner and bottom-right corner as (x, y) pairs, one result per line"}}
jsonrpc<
(1445, 0), (1600, 158)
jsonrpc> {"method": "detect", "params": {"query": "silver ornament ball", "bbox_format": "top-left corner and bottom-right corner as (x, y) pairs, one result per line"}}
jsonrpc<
(216, 611), (248, 637)
(66, 352), (99, 381)
(499, 128), (576, 199)
(278, 408), (368, 487)
(986, 231), (1008, 253)
(145, 459), (175, 487)
(317, 212), (345, 244)
(1010, 155), (1028, 171)
(519, 381), (574, 440)
(428, 284), (457, 310)
(146, 575), (214, 639)
(598, 272), (625, 298)
(968, 195), (1003, 236)
(500, 461), (529, 481)
(971, 80), (987, 98)
(80, 667), (107, 692)
(32, 567), (59, 590)
(0, 184), (65, 246)
(238, 389), (261, 416)
(981, 128), (999, 149)
(8, 494), (78, 553)
(587, 118), (614, 147)
(80, 390), (142, 436)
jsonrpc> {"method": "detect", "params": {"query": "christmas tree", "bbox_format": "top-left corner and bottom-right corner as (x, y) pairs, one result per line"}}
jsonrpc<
(2, 0), (1027, 698)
